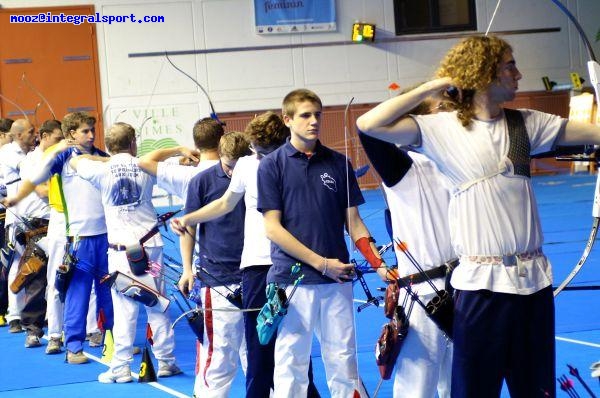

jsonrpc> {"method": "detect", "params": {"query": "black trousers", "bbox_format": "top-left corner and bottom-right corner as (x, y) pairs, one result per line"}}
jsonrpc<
(242, 265), (320, 398)
(451, 286), (555, 398)
(19, 221), (49, 336)
(20, 266), (47, 337)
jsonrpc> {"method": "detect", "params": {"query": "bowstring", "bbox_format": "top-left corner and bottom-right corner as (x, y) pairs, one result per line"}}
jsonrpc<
(485, 0), (503, 36)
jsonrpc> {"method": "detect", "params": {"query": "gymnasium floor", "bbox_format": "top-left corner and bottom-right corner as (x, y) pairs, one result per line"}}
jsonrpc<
(1, 172), (600, 397)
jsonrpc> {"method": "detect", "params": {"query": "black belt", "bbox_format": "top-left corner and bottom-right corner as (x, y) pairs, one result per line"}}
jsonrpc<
(27, 218), (49, 229)
(399, 259), (459, 285)
(5, 178), (21, 186)
(108, 243), (127, 251)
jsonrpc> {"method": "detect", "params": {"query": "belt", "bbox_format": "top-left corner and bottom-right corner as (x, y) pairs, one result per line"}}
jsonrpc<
(399, 259), (458, 285)
(66, 234), (106, 243)
(108, 243), (127, 251)
(465, 248), (543, 265)
(27, 217), (49, 229)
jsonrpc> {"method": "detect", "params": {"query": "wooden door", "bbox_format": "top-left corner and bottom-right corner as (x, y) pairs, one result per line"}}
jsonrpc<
(0, 5), (104, 146)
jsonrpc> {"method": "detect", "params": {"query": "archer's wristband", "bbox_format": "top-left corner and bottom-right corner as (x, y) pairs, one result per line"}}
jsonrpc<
(355, 236), (383, 270)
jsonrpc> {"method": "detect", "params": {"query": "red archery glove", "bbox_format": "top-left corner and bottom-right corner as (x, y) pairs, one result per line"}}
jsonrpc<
(355, 237), (383, 270)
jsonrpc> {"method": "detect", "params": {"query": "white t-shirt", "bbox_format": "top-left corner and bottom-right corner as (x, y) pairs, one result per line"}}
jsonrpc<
(18, 146), (50, 220)
(384, 151), (456, 293)
(2, 142), (27, 225)
(0, 145), (8, 199)
(157, 160), (218, 201)
(228, 154), (271, 268)
(76, 154), (162, 247)
(413, 109), (565, 294)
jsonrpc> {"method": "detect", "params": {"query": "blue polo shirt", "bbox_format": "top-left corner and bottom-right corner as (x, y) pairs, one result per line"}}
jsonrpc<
(185, 163), (245, 286)
(257, 139), (364, 284)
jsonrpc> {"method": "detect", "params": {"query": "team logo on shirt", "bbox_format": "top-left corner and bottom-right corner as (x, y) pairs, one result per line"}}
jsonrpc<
(321, 172), (337, 192)
(110, 177), (141, 206)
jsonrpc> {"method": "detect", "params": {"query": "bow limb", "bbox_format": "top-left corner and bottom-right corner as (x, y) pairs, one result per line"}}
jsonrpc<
(0, 93), (30, 123)
(164, 52), (224, 126)
(553, 217), (599, 296)
(21, 72), (57, 120)
(344, 97), (355, 251)
(546, 0), (600, 296)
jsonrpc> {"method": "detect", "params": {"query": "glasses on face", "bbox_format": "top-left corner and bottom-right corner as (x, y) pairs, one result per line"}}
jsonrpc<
(249, 143), (277, 159)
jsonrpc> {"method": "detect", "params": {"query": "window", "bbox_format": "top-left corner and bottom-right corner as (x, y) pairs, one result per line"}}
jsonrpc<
(393, 0), (477, 35)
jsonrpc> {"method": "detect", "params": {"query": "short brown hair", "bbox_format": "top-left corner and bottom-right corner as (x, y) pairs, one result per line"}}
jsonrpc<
(217, 131), (251, 160)
(105, 122), (136, 153)
(62, 112), (96, 136)
(39, 119), (62, 136)
(0, 118), (14, 133)
(192, 117), (224, 151)
(244, 111), (289, 148)
(282, 89), (322, 118)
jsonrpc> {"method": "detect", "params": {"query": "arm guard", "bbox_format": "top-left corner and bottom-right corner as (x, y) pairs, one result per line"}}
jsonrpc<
(355, 236), (383, 270)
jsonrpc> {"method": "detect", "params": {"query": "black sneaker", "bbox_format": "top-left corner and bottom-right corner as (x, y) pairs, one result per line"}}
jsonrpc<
(8, 320), (23, 333)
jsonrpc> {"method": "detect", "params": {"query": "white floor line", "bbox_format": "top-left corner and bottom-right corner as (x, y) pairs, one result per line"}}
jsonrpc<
(556, 336), (600, 348)
(85, 352), (190, 398)
(42, 335), (190, 398)
(349, 311), (600, 349)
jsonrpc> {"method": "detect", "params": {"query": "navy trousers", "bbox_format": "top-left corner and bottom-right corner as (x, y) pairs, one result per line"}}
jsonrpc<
(451, 286), (555, 398)
(243, 265), (320, 398)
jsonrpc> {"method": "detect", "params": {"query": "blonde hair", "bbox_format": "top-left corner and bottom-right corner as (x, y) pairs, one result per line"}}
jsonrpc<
(217, 131), (251, 160)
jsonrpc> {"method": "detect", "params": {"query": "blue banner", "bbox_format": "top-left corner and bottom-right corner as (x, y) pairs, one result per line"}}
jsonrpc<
(254, 0), (336, 34)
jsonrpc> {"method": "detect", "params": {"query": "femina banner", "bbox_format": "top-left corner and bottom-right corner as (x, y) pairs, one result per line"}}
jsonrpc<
(254, 0), (336, 34)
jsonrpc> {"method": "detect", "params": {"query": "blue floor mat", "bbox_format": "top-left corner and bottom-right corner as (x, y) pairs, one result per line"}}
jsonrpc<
(3, 173), (600, 397)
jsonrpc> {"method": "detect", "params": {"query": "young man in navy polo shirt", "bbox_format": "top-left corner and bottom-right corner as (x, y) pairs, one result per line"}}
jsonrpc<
(177, 131), (251, 397)
(257, 88), (380, 397)
(171, 112), (321, 398)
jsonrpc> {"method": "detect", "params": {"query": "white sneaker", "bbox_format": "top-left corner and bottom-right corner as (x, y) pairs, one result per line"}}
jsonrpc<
(98, 364), (133, 383)
(592, 361), (600, 378)
(45, 337), (63, 355)
(87, 331), (104, 347)
(157, 361), (182, 377)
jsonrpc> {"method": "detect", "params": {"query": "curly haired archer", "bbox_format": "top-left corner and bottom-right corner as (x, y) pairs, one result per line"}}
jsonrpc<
(244, 111), (290, 148)
(435, 35), (512, 127)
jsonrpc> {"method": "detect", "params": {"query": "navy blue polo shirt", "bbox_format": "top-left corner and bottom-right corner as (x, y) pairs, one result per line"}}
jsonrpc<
(185, 163), (245, 286)
(257, 139), (364, 284)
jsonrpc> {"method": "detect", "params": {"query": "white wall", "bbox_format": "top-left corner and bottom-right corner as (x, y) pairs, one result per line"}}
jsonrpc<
(3, 0), (600, 147)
